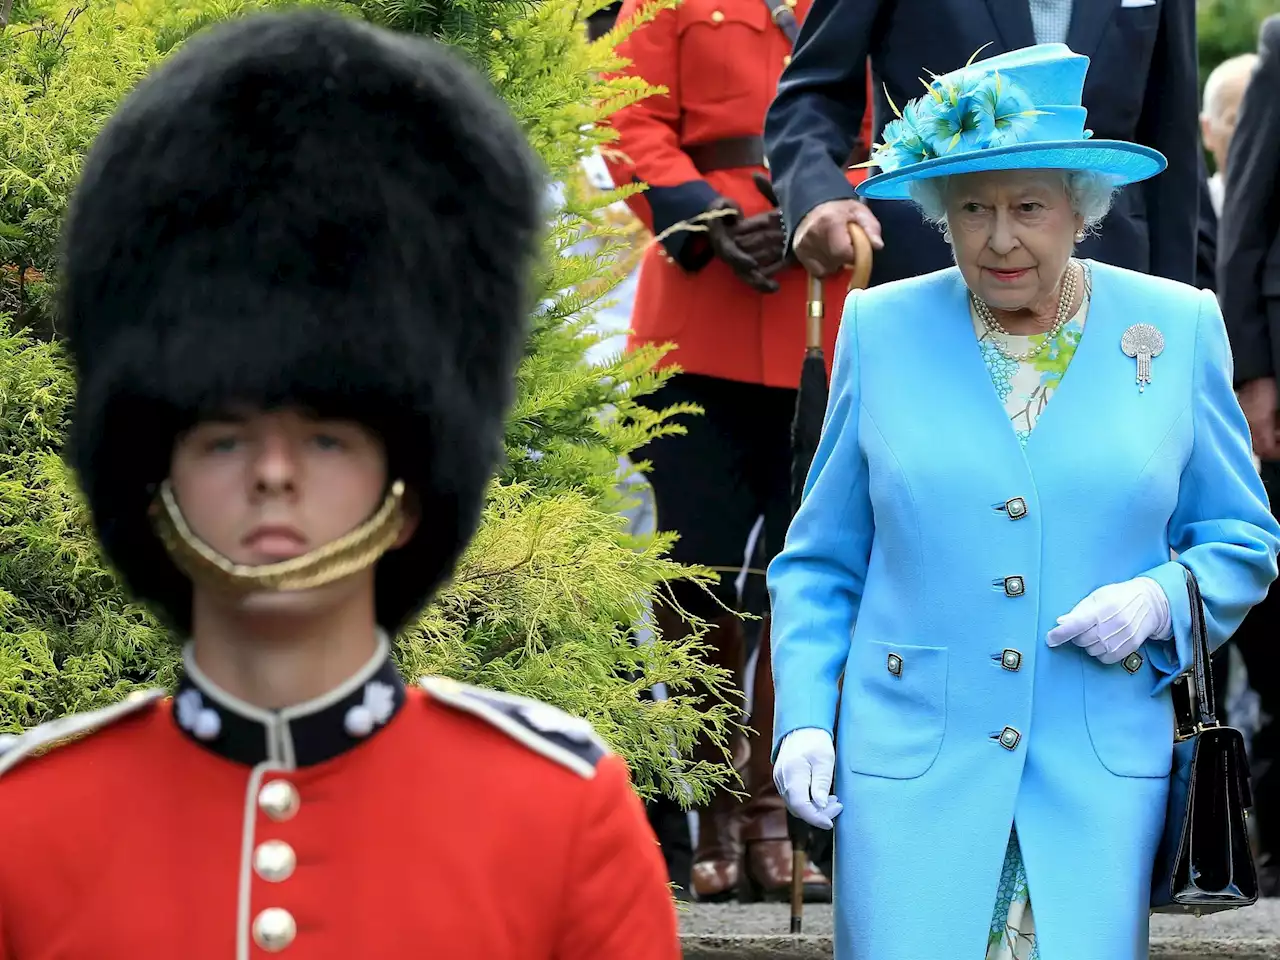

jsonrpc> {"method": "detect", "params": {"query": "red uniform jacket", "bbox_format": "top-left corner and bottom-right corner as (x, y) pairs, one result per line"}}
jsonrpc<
(0, 662), (678, 960)
(603, 0), (873, 388)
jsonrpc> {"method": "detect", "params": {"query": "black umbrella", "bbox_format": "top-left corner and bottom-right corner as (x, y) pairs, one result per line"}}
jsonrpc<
(787, 222), (872, 934)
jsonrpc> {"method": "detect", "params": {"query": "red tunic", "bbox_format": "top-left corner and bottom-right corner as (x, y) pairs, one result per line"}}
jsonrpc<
(602, 0), (874, 388)
(0, 669), (678, 960)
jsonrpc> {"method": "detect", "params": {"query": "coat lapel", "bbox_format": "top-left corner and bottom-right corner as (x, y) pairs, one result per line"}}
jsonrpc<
(927, 271), (1032, 468)
(981, 0), (1037, 54)
(927, 263), (1116, 476)
(1022, 260), (1116, 462)
(1066, 0), (1122, 60)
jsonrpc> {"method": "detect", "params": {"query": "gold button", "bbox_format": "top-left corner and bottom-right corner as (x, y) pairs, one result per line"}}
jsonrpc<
(782, 54), (792, 67)
(254, 840), (297, 883)
(252, 908), (297, 951)
(784, 0), (797, 8)
(258, 780), (300, 822)
(710, 10), (724, 21)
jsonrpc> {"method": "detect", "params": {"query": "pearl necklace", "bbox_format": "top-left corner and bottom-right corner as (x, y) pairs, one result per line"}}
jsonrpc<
(972, 261), (1080, 362)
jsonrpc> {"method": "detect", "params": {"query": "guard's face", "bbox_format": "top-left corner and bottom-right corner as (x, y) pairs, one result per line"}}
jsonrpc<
(169, 407), (396, 614)
(944, 169), (1083, 315)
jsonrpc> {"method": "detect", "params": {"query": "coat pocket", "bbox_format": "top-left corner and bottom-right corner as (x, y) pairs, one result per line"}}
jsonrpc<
(842, 640), (947, 780)
(1081, 650), (1174, 778)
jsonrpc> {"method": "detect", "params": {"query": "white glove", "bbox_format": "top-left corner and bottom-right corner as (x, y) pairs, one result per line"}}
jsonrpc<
(773, 727), (843, 830)
(1045, 576), (1172, 664)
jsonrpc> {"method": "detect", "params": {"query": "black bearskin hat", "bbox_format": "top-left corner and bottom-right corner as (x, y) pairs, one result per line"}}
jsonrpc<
(60, 10), (543, 632)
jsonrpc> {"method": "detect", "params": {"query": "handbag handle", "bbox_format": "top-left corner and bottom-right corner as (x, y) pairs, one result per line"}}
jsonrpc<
(1176, 566), (1220, 738)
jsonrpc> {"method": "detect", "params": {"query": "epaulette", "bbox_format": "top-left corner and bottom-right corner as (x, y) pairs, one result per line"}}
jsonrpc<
(418, 677), (607, 778)
(0, 689), (165, 778)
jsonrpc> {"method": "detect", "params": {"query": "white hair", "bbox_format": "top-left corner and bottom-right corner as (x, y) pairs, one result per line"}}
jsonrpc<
(1202, 53), (1259, 124)
(906, 169), (1118, 235)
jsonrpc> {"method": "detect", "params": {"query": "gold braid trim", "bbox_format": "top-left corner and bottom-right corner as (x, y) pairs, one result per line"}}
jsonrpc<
(150, 479), (407, 594)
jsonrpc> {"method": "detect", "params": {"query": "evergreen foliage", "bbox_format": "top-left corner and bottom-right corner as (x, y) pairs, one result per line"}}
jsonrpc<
(1197, 0), (1278, 92)
(0, 0), (736, 803)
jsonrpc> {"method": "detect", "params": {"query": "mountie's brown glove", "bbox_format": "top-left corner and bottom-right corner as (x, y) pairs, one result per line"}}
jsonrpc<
(704, 172), (789, 294)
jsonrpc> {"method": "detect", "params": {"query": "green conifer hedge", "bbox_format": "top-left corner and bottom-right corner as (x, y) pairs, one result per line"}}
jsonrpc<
(0, 0), (736, 804)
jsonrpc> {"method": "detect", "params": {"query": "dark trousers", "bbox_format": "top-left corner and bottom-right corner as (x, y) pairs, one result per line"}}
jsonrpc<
(637, 372), (796, 618)
(1234, 460), (1280, 885)
(637, 372), (798, 888)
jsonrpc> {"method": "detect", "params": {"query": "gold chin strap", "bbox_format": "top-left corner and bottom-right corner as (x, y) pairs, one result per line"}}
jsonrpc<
(150, 479), (407, 594)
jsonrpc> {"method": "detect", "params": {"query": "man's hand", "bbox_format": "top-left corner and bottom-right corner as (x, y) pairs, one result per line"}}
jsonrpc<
(793, 198), (883, 278)
(1239, 377), (1279, 461)
(706, 197), (781, 293)
(732, 208), (786, 276)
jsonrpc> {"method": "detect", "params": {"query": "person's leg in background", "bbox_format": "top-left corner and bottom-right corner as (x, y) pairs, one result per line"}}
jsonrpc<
(637, 372), (762, 902)
(1234, 459), (1280, 895)
(733, 380), (832, 903)
(611, 455), (697, 898)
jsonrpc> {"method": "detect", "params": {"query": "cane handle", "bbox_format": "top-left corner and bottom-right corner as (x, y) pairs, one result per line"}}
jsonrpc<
(847, 221), (872, 292)
(806, 223), (871, 348)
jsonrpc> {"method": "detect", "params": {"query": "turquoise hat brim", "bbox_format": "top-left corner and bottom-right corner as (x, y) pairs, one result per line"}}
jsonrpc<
(855, 140), (1167, 201)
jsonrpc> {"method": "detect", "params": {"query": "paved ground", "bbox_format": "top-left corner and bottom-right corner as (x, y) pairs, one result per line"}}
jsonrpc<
(679, 902), (1280, 959)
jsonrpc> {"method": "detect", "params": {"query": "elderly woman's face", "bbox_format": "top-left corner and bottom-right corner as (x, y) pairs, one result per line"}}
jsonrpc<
(944, 170), (1084, 314)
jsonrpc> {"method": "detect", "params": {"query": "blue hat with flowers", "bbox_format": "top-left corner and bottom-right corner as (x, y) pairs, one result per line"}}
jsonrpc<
(856, 43), (1166, 200)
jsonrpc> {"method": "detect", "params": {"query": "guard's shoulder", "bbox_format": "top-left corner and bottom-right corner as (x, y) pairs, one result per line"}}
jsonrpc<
(0, 690), (166, 779)
(418, 677), (608, 778)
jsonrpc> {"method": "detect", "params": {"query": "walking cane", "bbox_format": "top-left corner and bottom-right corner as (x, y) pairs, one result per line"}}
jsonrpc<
(787, 221), (872, 934)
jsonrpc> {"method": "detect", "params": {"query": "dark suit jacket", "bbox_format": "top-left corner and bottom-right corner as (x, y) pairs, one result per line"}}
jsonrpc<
(1198, 151), (1218, 293)
(1219, 15), (1280, 389)
(764, 0), (1200, 286)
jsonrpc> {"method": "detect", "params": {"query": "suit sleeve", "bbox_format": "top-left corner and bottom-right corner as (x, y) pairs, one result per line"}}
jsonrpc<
(1217, 17), (1280, 385)
(1135, 0), (1199, 284)
(763, 0), (881, 251)
(1141, 290), (1280, 689)
(1195, 154), (1218, 293)
(601, 0), (718, 270)
(554, 754), (679, 960)
(858, 63), (875, 159)
(766, 292), (873, 755)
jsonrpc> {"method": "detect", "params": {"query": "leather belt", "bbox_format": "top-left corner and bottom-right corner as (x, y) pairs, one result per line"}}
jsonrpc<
(685, 134), (869, 174)
(685, 136), (769, 173)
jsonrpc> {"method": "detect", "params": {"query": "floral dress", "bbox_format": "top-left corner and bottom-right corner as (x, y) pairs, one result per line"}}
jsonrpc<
(973, 292), (1089, 447)
(971, 274), (1091, 960)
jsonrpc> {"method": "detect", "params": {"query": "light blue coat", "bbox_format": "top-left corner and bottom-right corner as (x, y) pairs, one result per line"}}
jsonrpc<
(768, 262), (1280, 960)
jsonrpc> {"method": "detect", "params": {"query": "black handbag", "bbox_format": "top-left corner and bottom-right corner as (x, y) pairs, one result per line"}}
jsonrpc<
(1150, 566), (1259, 914)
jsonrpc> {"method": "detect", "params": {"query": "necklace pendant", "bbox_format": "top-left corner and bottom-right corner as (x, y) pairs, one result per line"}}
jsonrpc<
(1121, 323), (1164, 393)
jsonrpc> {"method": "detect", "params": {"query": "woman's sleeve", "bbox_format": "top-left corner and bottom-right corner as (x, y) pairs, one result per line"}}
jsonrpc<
(1141, 288), (1280, 690)
(766, 292), (874, 756)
